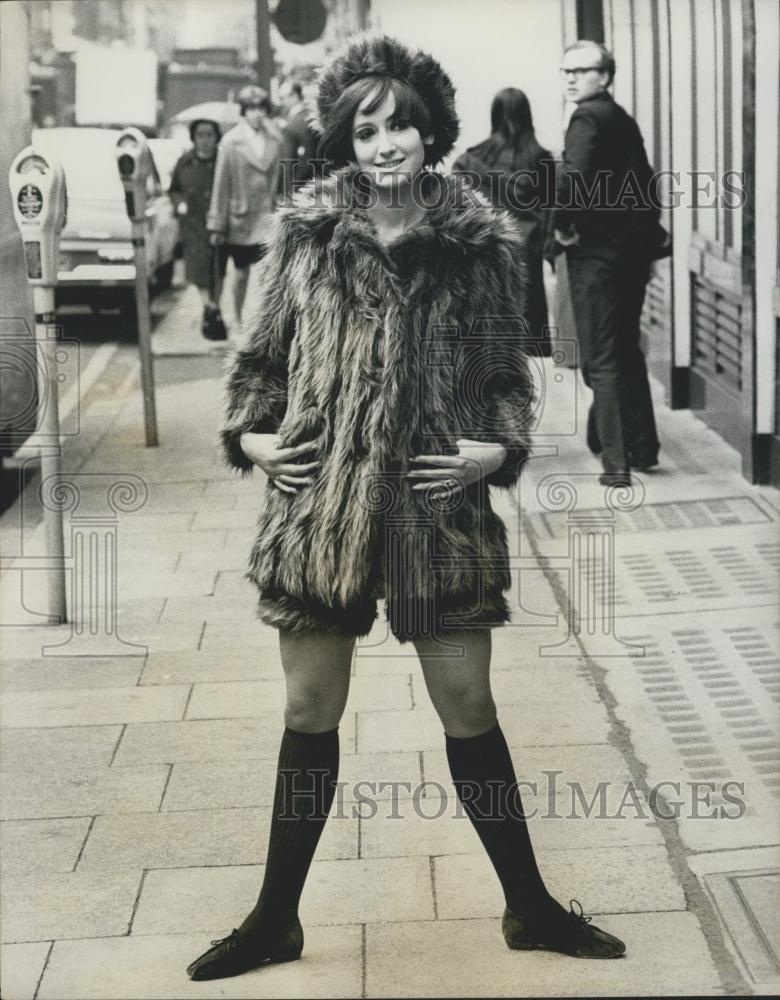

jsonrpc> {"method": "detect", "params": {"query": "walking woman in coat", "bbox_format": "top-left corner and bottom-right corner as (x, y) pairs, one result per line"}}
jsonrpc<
(168, 118), (222, 336)
(452, 87), (554, 355)
(187, 35), (625, 982)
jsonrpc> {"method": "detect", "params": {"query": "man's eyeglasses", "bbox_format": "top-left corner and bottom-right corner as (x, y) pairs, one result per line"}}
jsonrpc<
(559, 66), (604, 78)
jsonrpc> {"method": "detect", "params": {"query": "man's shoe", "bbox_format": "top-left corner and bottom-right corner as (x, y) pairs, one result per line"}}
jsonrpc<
(599, 471), (632, 488)
(586, 407), (602, 455)
(503, 900), (626, 959)
(629, 451), (659, 472)
(186, 920), (303, 981)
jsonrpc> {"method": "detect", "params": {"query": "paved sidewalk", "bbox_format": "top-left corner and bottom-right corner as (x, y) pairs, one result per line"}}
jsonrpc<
(0, 331), (777, 998)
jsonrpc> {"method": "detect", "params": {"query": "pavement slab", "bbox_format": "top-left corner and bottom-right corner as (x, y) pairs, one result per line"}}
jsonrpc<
(0, 942), (52, 1000)
(422, 742), (633, 794)
(1, 684), (190, 728)
(162, 750), (421, 812)
(0, 657), (144, 691)
(38, 925), (363, 999)
(358, 792), (663, 859)
(0, 817), (91, 876)
(434, 844), (685, 919)
(357, 700), (611, 755)
(111, 715), (357, 767)
(77, 806), (358, 870)
(133, 856), (434, 935)
(364, 912), (723, 997)
(185, 674), (413, 720)
(1, 764), (169, 820)
(1, 870), (141, 943)
(0, 726), (122, 771)
(139, 649), (282, 685)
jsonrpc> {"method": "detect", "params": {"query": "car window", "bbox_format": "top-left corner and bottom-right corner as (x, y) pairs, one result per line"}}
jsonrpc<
(32, 129), (124, 200)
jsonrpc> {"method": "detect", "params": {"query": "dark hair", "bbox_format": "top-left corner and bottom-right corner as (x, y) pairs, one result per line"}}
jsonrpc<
(318, 75), (433, 169)
(188, 118), (221, 143)
(564, 40), (616, 85)
(476, 88), (548, 173)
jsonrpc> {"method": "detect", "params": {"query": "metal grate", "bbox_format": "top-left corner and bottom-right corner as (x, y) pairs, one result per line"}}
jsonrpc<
(625, 619), (780, 802)
(529, 496), (773, 541)
(613, 539), (778, 612)
(691, 276), (744, 393)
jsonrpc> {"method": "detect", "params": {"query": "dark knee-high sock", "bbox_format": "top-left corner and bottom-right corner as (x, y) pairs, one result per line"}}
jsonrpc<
(445, 722), (553, 915)
(239, 726), (339, 937)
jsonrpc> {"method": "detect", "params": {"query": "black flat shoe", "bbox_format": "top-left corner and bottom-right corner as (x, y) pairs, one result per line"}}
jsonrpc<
(503, 899), (626, 959)
(186, 920), (304, 981)
(599, 471), (632, 488)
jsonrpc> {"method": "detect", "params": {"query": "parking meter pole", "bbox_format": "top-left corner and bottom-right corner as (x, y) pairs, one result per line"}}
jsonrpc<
(9, 146), (68, 625)
(131, 220), (158, 447)
(115, 127), (159, 447)
(33, 286), (68, 623)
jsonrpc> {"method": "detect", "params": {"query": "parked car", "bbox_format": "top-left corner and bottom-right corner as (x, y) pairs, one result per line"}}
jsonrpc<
(31, 127), (179, 314)
(148, 136), (186, 192)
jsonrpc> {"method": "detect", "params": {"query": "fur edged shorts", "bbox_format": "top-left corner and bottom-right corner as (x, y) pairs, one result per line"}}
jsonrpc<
(255, 581), (511, 643)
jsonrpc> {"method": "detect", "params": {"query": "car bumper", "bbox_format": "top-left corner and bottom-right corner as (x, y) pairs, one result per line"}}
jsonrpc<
(56, 263), (136, 286)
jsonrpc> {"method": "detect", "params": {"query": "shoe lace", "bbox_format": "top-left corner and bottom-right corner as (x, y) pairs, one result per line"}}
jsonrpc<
(210, 928), (242, 951)
(568, 899), (593, 931)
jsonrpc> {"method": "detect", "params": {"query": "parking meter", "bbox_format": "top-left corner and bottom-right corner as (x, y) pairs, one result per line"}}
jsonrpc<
(114, 127), (151, 222)
(8, 146), (68, 622)
(114, 127), (159, 446)
(8, 147), (67, 287)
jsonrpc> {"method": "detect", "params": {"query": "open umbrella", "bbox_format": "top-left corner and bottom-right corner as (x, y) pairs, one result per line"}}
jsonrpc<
(167, 101), (242, 137)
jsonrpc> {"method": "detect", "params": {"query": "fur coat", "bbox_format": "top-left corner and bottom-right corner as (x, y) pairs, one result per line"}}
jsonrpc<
(221, 169), (533, 639)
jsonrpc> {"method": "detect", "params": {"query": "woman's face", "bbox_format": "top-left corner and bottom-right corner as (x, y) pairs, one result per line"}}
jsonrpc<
(351, 89), (431, 187)
(193, 123), (218, 158)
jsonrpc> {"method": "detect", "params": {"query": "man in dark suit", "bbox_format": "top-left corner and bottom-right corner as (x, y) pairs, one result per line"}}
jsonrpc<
(555, 41), (662, 485)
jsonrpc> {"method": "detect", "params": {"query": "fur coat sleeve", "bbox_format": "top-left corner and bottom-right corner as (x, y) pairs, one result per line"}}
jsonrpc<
(450, 199), (533, 489)
(219, 213), (297, 472)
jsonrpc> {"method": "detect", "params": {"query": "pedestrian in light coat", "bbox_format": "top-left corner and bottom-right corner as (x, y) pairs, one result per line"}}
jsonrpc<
(206, 85), (286, 327)
(186, 34), (626, 985)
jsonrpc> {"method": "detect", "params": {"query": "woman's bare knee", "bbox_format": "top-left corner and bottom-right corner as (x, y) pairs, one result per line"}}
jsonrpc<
(279, 630), (354, 732)
(434, 688), (497, 737)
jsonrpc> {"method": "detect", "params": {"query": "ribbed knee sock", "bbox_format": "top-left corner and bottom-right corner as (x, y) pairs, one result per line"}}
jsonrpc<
(445, 722), (553, 914)
(238, 726), (339, 938)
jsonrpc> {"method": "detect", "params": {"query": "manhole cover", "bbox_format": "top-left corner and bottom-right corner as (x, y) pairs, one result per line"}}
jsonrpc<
(705, 869), (780, 989)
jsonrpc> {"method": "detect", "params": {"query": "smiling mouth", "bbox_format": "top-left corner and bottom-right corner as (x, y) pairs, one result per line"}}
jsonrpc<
(376, 159), (405, 169)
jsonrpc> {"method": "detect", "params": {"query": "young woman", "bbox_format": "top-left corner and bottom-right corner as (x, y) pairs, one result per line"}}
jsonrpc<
(168, 119), (223, 337)
(187, 35), (625, 982)
(452, 87), (554, 355)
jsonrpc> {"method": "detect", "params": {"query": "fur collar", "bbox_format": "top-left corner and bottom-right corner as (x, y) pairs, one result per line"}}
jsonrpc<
(276, 166), (521, 272)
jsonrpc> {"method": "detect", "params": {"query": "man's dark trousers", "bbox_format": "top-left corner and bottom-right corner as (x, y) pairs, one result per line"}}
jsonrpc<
(566, 240), (659, 474)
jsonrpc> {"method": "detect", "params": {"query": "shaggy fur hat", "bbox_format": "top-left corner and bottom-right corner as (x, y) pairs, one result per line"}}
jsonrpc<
(311, 34), (459, 165)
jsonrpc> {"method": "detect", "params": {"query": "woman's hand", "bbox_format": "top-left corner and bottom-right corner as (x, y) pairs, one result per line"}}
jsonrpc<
(404, 441), (507, 499)
(239, 432), (319, 494)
